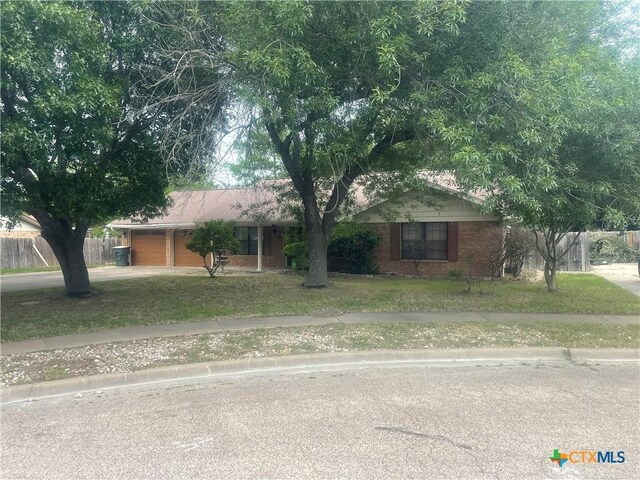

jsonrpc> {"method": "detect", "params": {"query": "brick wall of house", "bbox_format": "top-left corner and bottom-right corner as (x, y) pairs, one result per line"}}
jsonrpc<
(370, 221), (502, 278)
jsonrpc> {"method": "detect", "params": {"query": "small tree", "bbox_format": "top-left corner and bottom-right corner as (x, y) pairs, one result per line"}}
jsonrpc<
(186, 220), (239, 277)
(406, 240), (429, 277)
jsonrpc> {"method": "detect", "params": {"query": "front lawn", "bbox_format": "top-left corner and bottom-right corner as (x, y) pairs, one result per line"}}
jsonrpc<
(1, 273), (638, 342)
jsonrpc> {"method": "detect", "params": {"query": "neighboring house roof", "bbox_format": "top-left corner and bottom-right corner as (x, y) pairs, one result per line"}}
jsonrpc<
(0, 215), (41, 231)
(20, 215), (41, 229)
(109, 173), (493, 229)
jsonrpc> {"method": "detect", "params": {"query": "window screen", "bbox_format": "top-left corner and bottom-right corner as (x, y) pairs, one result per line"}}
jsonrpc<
(401, 222), (448, 260)
(235, 227), (258, 255)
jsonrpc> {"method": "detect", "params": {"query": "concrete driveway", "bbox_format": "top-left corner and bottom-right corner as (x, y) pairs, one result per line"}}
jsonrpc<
(0, 266), (203, 293)
(591, 263), (640, 298)
(2, 362), (638, 479)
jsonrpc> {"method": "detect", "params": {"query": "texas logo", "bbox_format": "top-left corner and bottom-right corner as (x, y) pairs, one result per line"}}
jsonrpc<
(549, 449), (568, 467)
(549, 449), (625, 467)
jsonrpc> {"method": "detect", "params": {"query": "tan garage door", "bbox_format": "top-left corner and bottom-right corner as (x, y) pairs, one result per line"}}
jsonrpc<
(130, 230), (166, 266)
(174, 231), (206, 267)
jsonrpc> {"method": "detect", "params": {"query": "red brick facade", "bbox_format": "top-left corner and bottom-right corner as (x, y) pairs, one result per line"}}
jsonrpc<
(369, 221), (503, 278)
(125, 222), (501, 275)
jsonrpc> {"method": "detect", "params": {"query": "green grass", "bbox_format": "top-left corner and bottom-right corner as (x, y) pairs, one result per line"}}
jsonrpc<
(199, 321), (640, 353)
(0, 264), (103, 275)
(2, 321), (638, 385)
(1, 273), (638, 342)
(0, 266), (64, 275)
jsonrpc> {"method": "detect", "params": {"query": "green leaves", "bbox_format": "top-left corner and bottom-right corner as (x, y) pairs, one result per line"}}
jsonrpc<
(186, 220), (240, 258)
(1, 0), (169, 226)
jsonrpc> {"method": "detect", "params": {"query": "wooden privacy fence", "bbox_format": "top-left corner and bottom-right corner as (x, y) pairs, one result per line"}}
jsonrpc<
(0, 237), (121, 269)
(624, 231), (640, 251)
(523, 232), (590, 272)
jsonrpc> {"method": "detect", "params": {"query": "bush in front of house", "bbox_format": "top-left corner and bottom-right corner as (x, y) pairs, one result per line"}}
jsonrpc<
(503, 226), (536, 277)
(283, 223), (381, 274)
(186, 220), (239, 277)
(589, 232), (637, 264)
(327, 222), (380, 274)
(282, 241), (309, 271)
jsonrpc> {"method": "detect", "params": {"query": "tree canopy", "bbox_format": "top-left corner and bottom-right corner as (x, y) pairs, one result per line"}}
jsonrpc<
(3, 0), (637, 294)
(428, 1), (640, 290)
(1, 1), (172, 294)
(156, 0), (639, 288)
(193, 0), (475, 286)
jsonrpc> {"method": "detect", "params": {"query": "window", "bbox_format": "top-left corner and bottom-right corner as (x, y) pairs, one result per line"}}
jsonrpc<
(401, 222), (448, 260)
(235, 227), (258, 255)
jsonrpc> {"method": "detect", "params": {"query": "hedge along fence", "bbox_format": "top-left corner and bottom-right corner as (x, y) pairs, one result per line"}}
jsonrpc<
(0, 236), (121, 269)
(589, 231), (640, 263)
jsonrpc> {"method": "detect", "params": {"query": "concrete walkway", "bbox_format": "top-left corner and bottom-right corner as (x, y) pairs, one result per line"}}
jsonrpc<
(591, 262), (640, 298)
(2, 311), (638, 355)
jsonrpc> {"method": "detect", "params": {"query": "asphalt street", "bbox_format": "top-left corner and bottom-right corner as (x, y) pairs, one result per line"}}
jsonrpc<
(1, 362), (638, 479)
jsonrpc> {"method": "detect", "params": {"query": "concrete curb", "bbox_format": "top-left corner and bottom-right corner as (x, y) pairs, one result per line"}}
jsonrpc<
(2, 347), (638, 405)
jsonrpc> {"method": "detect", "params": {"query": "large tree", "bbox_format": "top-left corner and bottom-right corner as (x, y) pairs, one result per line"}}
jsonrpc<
(1, 1), (167, 296)
(432, 1), (640, 291)
(1, 1), (225, 296)
(155, 0), (477, 287)
(150, 1), (638, 289)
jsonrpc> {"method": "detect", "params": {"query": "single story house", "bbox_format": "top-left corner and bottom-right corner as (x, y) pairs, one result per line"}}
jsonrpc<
(108, 177), (502, 277)
(109, 187), (296, 270)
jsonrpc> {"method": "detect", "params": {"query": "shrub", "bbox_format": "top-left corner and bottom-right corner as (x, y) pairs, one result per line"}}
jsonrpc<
(282, 223), (381, 274)
(482, 225), (534, 278)
(448, 269), (463, 280)
(282, 241), (309, 271)
(503, 226), (536, 277)
(589, 232), (638, 263)
(328, 223), (380, 274)
(186, 220), (239, 277)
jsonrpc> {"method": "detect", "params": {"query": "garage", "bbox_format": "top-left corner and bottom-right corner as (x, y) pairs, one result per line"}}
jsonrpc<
(130, 230), (166, 266)
(174, 230), (206, 267)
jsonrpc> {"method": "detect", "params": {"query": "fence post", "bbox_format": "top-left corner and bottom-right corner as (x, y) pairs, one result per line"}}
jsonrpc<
(581, 233), (589, 271)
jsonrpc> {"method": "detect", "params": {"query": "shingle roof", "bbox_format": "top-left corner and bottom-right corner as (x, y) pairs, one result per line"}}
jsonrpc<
(108, 173), (490, 228)
(108, 186), (295, 228)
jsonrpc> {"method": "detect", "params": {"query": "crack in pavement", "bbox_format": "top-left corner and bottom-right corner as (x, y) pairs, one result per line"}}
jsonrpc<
(375, 426), (473, 450)
(562, 348), (599, 372)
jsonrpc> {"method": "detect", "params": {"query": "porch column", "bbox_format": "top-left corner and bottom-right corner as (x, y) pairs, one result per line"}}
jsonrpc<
(166, 230), (174, 267)
(257, 224), (263, 272)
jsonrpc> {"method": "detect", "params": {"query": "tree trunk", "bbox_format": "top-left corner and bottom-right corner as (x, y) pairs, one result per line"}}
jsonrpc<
(35, 214), (92, 297)
(544, 260), (557, 292)
(305, 224), (329, 288)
